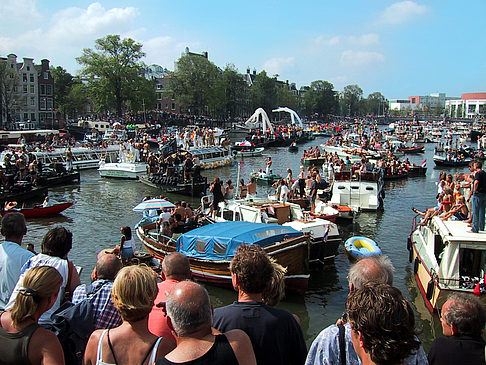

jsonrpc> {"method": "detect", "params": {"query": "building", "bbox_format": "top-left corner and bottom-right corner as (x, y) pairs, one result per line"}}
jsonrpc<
(389, 99), (417, 111)
(408, 93), (458, 110)
(154, 76), (180, 113)
(0, 54), (54, 129)
(445, 92), (486, 119)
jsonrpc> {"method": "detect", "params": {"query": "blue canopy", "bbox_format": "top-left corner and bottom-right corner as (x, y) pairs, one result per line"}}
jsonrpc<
(176, 221), (302, 260)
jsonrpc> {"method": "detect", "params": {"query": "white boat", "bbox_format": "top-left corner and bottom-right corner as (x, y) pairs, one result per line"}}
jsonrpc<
(31, 145), (119, 170)
(234, 147), (265, 157)
(204, 196), (341, 262)
(99, 161), (147, 179)
(408, 216), (486, 313)
(189, 146), (233, 169)
(329, 170), (384, 211)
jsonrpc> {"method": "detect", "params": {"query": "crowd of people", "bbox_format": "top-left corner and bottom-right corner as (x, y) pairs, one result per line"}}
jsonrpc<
(1, 210), (486, 364)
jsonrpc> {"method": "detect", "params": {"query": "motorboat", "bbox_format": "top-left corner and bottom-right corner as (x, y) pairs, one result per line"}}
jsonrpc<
(345, 236), (381, 260)
(136, 221), (311, 294)
(433, 154), (473, 167)
(203, 196), (342, 263)
(250, 172), (282, 185)
(234, 147), (265, 158)
(99, 161), (147, 179)
(139, 174), (208, 197)
(408, 216), (486, 313)
(329, 170), (384, 211)
(188, 146), (233, 169)
(1, 202), (73, 219)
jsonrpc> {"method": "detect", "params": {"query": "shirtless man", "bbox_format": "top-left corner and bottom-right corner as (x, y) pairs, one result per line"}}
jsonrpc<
(246, 177), (257, 197)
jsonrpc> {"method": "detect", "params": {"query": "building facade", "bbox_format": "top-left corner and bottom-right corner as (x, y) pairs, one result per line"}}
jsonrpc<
(445, 92), (486, 119)
(0, 54), (54, 129)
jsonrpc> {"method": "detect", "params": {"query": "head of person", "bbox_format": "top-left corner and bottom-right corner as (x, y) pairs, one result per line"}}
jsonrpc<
(121, 226), (132, 240)
(230, 244), (274, 295)
(162, 252), (191, 281)
(348, 255), (394, 291)
(41, 226), (73, 258)
(226, 179), (232, 186)
(111, 265), (158, 323)
(474, 159), (483, 170)
(441, 293), (486, 337)
(347, 283), (419, 365)
(0, 212), (27, 240)
(166, 280), (212, 337)
(10, 266), (62, 327)
(95, 254), (122, 281)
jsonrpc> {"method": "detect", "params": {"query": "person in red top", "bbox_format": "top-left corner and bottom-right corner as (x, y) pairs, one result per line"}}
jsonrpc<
(148, 253), (191, 341)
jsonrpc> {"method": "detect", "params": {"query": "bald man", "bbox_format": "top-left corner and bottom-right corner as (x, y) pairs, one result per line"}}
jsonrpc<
(72, 254), (123, 329)
(148, 252), (191, 341)
(155, 281), (256, 365)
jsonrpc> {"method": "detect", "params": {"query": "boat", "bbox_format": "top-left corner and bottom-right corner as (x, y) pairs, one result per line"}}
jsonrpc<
(234, 147), (265, 158)
(99, 161), (147, 179)
(329, 170), (384, 211)
(288, 143), (298, 152)
(407, 166), (427, 177)
(399, 145), (425, 154)
(302, 156), (326, 167)
(204, 197), (342, 263)
(36, 168), (81, 187)
(1, 202), (73, 218)
(0, 185), (48, 205)
(433, 155), (473, 167)
(408, 215), (486, 313)
(31, 145), (119, 170)
(139, 174), (208, 197)
(250, 172), (282, 185)
(187, 146), (233, 169)
(136, 221), (311, 294)
(345, 236), (381, 260)
(383, 171), (408, 180)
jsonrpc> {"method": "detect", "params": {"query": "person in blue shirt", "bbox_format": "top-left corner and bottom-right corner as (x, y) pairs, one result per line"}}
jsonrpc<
(0, 212), (33, 310)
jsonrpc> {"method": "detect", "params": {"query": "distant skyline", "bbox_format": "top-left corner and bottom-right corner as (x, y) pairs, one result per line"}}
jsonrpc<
(1, 0), (485, 99)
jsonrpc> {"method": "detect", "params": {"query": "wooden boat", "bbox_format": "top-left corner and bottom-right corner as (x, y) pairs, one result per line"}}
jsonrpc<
(288, 143), (298, 152)
(1, 202), (73, 218)
(384, 171), (408, 180)
(407, 166), (427, 177)
(139, 174), (208, 197)
(302, 157), (326, 166)
(399, 145), (425, 153)
(345, 236), (381, 260)
(408, 216), (486, 313)
(433, 155), (473, 167)
(136, 221), (311, 294)
(0, 185), (48, 205)
(36, 169), (81, 187)
(234, 147), (265, 157)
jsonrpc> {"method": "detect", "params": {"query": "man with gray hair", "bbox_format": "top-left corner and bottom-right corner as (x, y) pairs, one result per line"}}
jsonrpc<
(155, 280), (256, 365)
(428, 293), (486, 365)
(306, 255), (428, 365)
(0, 212), (33, 310)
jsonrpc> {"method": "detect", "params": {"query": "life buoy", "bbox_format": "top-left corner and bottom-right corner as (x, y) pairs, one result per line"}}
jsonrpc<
(426, 279), (435, 301)
(413, 257), (420, 274)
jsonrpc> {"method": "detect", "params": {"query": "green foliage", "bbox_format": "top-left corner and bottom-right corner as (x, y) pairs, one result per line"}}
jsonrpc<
(0, 61), (20, 126)
(165, 54), (222, 116)
(76, 34), (154, 116)
(249, 71), (278, 115)
(219, 64), (248, 119)
(364, 92), (386, 115)
(302, 80), (339, 118)
(342, 84), (363, 116)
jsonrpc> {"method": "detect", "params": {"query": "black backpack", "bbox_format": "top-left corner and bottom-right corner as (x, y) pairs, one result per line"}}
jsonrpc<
(49, 284), (99, 365)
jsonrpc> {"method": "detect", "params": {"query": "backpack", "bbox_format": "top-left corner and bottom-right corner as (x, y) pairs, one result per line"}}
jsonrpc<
(49, 284), (99, 365)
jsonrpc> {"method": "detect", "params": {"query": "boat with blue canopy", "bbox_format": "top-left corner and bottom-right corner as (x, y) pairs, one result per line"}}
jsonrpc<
(136, 221), (310, 294)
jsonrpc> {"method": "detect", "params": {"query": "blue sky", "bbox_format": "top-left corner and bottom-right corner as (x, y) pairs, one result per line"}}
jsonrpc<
(1, 0), (485, 99)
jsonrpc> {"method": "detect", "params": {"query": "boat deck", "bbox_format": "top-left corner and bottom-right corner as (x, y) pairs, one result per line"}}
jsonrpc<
(433, 217), (486, 243)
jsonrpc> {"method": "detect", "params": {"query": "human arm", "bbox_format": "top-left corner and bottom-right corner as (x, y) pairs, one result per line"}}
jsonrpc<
(225, 329), (257, 365)
(83, 329), (103, 365)
(67, 259), (81, 293)
(120, 235), (126, 251)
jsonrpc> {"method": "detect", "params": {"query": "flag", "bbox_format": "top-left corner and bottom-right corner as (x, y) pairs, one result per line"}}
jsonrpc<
(421, 159), (427, 168)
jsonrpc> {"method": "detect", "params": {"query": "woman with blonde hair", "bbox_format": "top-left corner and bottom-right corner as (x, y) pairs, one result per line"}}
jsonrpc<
(0, 266), (65, 365)
(84, 265), (175, 365)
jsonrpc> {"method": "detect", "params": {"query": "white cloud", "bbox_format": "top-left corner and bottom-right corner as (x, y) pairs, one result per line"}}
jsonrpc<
(340, 50), (385, 67)
(0, 0), (40, 23)
(376, 1), (428, 26)
(348, 34), (379, 46)
(143, 37), (201, 69)
(262, 57), (295, 76)
(314, 35), (340, 46)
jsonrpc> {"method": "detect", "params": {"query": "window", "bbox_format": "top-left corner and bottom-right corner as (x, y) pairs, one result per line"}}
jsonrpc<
(26, 66), (30, 71)
(23, 73), (27, 82)
(30, 74), (34, 82)
(40, 85), (46, 95)
(23, 85), (27, 93)
(171, 103), (175, 110)
(468, 104), (476, 113)
(46, 85), (52, 95)
(30, 96), (35, 106)
(40, 98), (46, 110)
(23, 113), (28, 120)
(47, 99), (53, 110)
(43, 72), (48, 80)
(480, 104), (485, 115)
(31, 113), (36, 121)
(195, 239), (207, 254)
(459, 248), (486, 288)
(30, 85), (34, 93)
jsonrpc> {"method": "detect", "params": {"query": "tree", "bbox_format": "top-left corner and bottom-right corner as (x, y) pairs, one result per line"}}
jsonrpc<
(302, 80), (339, 119)
(0, 60), (20, 128)
(76, 34), (152, 116)
(342, 84), (363, 116)
(249, 71), (278, 115)
(276, 85), (299, 111)
(365, 92), (386, 116)
(164, 54), (221, 116)
(219, 64), (248, 119)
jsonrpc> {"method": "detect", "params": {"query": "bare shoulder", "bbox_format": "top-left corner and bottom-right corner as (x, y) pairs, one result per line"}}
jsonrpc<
(156, 337), (177, 358)
(225, 330), (256, 365)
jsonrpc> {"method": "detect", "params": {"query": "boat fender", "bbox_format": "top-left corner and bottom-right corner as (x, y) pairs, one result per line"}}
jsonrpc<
(426, 279), (435, 301)
(413, 257), (420, 274)
(409, 247), (413, 263)
(407, 237), (412, 251)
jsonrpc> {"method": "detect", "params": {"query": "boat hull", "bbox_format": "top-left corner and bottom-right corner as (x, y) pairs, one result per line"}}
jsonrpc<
(136, 227), (310, 294)
(139, 175), (208, 197)
(235, 147), (265, 157)
(1, 202), (73, 218)
(99, 163), (147, 179)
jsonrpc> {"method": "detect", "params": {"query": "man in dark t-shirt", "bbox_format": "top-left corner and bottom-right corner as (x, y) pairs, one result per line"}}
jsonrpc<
(428, 293), (486, 365)
(213, 244), (307, 365)
(470, 160), (486, 233)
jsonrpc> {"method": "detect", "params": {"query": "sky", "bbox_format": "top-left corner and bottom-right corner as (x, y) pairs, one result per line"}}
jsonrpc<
(1, 0), (485, 99)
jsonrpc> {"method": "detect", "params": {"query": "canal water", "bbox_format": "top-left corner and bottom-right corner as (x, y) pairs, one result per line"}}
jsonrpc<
(20, 138), (466, 350)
